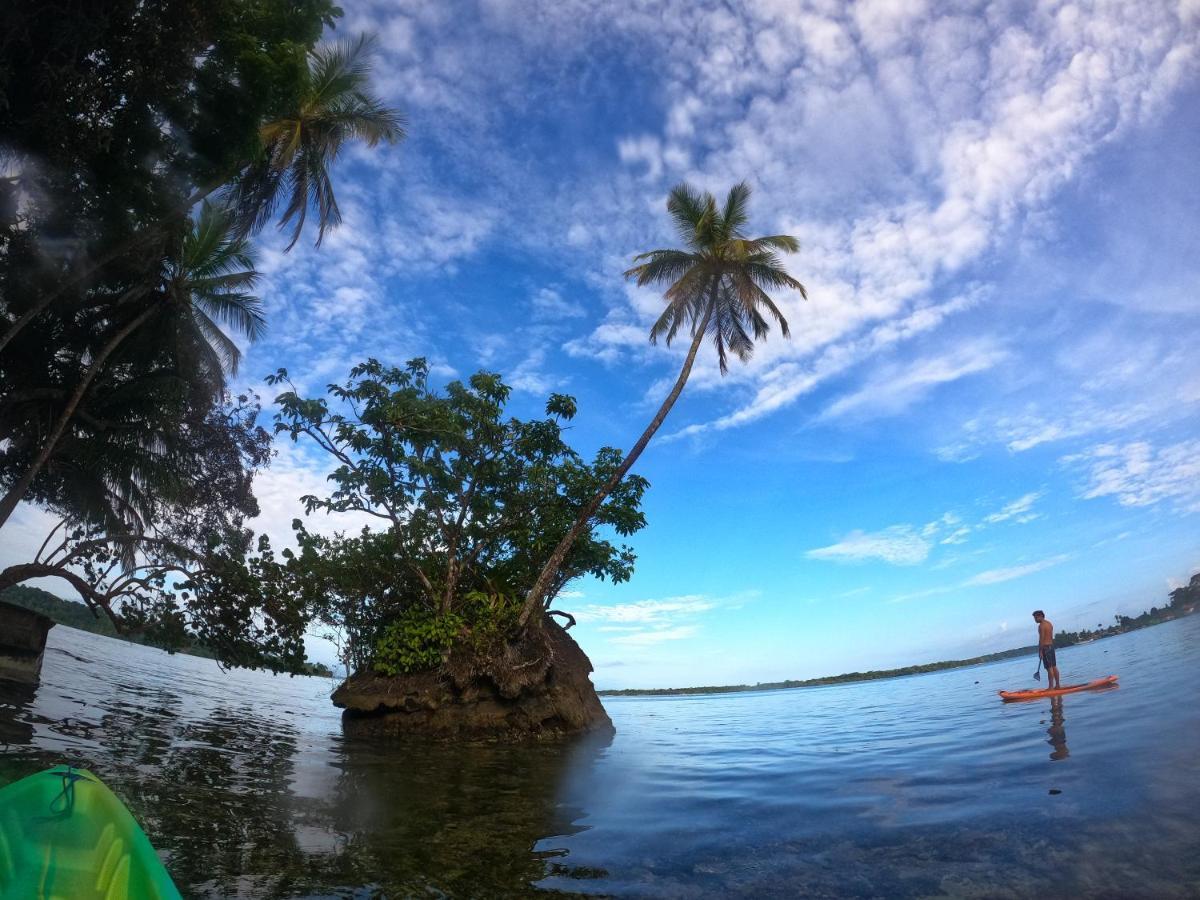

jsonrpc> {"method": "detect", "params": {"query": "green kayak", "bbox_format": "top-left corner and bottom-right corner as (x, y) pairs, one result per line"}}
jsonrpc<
(0, 766), (181, 899)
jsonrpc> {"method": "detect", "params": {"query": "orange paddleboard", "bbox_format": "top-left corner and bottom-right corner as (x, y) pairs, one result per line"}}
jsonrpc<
(998, 674), (1118, 702)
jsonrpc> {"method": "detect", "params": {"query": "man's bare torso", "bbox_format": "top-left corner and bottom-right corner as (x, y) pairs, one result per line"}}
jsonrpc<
(1038, 619), (1054, 647)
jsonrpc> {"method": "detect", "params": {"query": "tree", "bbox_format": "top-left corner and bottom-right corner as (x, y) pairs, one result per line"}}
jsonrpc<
(0, 0), (344, 354)
(227, 34), (406, 249)
(0, 17), (403, 379)
(1169, 574), (1199, 609)
(518, 181), (806, 627)
(0, 394), (281, 662)
(0, 203), (264, 527)
(245, 358), (648, 676)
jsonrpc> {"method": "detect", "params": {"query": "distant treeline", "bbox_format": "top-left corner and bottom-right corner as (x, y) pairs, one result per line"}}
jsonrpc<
(600, 574), (1200, 697)
(0, 585), (333, 677)
(1054, 572), (1198, 648)
(598, 644), (1038, 697)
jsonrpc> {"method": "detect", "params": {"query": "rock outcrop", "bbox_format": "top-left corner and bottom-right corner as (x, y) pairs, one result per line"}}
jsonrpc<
(0, 600), (55, 684)
(332, 619), (613, 741)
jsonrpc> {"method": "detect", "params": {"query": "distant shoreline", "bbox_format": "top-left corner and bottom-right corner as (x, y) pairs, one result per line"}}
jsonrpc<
(599, 604), (1196, 697)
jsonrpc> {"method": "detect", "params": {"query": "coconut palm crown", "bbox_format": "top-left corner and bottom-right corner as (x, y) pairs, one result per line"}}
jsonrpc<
(162, 200), (265, 386)
(626, 180), (806, 373)
(229, 34), (406, 250)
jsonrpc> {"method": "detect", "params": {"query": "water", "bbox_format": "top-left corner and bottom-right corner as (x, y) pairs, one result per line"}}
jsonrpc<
(2, 617), (1199, 898)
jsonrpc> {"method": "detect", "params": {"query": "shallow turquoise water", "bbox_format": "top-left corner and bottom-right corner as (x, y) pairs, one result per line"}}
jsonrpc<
(1, 616), (1198, 897)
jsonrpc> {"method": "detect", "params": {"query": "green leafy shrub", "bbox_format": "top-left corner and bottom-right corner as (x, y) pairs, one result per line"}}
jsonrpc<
(371, 591), (525, 676)
(374, 608), (465, 676)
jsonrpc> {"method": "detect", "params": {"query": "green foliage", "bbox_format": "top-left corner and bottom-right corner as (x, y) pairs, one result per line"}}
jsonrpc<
(0, 1), (400, 531)
(252, 360), (647, 676)
(1169, 573), (1199, 610)
(625, 181), (806, 373)
(372, 590), (523, 676)
(374, 609), (465, 676)
(0, 4), (399, 680)
(228, 33), (405, 248)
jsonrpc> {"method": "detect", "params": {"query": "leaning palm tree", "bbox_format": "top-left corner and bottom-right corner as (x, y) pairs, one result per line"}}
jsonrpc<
(517, 181), (806, 627)
(0, 203), (264, 527)
(0, 33), (403, 353)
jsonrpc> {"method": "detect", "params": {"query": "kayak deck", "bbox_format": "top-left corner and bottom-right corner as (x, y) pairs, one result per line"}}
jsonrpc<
(998, 674), (1119, 702)
(0, 767), (181, 899)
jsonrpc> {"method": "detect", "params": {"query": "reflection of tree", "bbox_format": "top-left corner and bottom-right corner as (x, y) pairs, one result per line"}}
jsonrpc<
(81, 693), (308, 897)
(2, 667), (611, 898)
(0, 679), (37, 758)
(1046, 697), (1070, 761)
(315, 732), (611, 898)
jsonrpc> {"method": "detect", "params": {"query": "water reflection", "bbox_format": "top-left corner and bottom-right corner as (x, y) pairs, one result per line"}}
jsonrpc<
(0, 679), (36, 749)
(1046, 697), (1070, 761)
(1, 649), (610, 899)
(5, 623), (1200, 899)
(308, 732), (610, 898)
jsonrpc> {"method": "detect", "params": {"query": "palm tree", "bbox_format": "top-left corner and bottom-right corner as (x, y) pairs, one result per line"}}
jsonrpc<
(226, 34), (406, 249)
(517, 181), (806, 627)
(0, 203), (263, 527)
(0, 34), (403, 353)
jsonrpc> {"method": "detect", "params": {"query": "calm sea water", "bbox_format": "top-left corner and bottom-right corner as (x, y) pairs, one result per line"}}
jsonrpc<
(1, 617), (1198, 898)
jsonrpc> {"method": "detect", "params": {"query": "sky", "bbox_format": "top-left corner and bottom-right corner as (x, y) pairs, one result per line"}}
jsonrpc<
(9, 0), (1200, 689)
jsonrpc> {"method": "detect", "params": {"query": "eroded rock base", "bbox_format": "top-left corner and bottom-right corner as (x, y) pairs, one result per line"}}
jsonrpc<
(332, 620), (613, 742)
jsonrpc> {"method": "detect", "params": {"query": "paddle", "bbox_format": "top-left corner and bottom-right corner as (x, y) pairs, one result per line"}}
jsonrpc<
(1033, 650), (1042, 682)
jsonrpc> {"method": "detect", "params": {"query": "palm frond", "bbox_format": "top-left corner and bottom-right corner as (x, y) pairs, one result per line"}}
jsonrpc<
(189, 305), (242, 374)
(720, 181), (752, 239)
(624, 249), (699, 286)
(733, 271), (790, 338)
(749, 234), (800, 254)
(323, 96), (406, 146)
(666, 183), (714, 248)
(743, 260), (807, 298)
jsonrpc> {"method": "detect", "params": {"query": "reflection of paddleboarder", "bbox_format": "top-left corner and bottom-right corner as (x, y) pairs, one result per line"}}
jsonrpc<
(1032, 610), (1061, 689)
(1047, 697), (1069, 760)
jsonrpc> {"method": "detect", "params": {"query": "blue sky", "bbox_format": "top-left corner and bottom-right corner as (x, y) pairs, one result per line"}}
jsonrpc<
(10, 0), (1200, 688)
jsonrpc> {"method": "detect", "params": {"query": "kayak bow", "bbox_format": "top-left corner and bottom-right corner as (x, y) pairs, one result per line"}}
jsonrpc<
(0, 766), (182, 899)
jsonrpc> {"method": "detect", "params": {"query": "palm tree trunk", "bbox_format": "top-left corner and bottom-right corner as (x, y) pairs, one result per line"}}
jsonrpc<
(0, 302), (158, 529)
(517, 304), (715, 629)
(0, 180), (222, 356)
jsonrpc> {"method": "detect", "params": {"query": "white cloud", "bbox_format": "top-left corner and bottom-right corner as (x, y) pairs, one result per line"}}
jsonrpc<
(572, 593), (736, 648)
(890, 551), (1072, 601)
(819, 339), (1007, 421)
(939, 526), (972, 545)
(1063, 440), (1200, 512)
(982, 491), (1043, 524)
(574, 595), (717, 624)
(811, 490), (1045, 567)
(531, 286), (585, 320)
(608, 625), (699, 646)
(251, 442), (381, 551)
(807, 525), (932, 566)
(505, 347), (564, 394)
(668, 293), (979, 440)
(962, 553), (1071, 586)
(551, 0), (1200, 438)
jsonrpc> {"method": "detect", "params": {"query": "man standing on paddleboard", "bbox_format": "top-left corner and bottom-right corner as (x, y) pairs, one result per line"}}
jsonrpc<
(1033, 610), (1060, 689)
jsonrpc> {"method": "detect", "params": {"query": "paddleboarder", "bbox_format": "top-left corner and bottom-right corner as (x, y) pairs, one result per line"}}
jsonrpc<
(1032, 610), (1061, 689)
